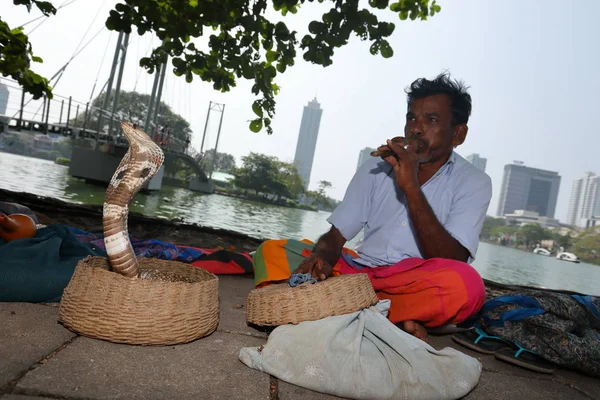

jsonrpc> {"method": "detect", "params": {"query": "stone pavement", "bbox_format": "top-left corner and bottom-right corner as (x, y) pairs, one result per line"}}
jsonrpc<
(1, 275), (598, 400)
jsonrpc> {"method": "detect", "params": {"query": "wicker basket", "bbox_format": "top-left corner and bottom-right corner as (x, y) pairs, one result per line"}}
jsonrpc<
(58, 256), (219, 345)
(246, 274), (379, 326)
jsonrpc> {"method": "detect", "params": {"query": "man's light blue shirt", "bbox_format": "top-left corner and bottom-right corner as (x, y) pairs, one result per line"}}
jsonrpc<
(327, 152), (492, 267)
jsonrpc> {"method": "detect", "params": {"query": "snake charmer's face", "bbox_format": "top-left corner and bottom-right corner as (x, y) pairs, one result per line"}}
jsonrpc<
(404, 94), (468, 164)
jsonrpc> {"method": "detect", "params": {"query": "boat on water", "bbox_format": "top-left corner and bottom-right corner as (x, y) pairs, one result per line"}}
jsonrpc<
(556, 252), (581, 263)
(533, 247), (551, 256)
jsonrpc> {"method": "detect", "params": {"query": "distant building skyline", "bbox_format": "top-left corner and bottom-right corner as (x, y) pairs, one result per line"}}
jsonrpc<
(293, 98), (323, 191)
(465, 153), (487, 173)
(503, 209), (560, 228)
(356, 147), (375, 171)
(496, 161), (561, 218)
(566, 172), (600, 228)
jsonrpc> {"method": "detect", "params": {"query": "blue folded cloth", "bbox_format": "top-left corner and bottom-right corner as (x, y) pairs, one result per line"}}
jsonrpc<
(288, 273), (317, 288)
(0, 224), (106, 302)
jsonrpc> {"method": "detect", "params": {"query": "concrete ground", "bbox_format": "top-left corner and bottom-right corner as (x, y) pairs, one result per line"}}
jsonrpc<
(1, 275), (598, 400)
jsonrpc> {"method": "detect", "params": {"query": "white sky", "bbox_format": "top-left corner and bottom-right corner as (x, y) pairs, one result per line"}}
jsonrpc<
(3, 0), (599, 222)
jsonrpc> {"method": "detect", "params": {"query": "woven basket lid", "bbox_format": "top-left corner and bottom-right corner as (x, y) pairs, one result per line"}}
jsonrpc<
(59, 256), (219, 345)
(246, 273), (378, 327)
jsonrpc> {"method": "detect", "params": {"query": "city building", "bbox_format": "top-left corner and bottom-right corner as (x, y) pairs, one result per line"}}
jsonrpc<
(356, 147), (375, 171)
(465, 153), (487, 172)
(0, 82), (8, 115)
(496, 161), (561, 218)
(566, 172), (600, 228)
(583, 217), (600, 228)
(293, 98), (323, 190)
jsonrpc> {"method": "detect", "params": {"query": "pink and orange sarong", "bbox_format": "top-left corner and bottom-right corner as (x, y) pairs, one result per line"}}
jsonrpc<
(252, 239), (486, 328)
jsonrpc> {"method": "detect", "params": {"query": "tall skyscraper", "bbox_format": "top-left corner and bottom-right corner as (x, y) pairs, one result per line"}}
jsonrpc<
(0, 83), (9, 115)
(566, 172), (600, 227)
(465, 153), (487, 172)
(357, 147), (375, 171)
(496, 161), (561, 218)
(293, 98), (323, 190)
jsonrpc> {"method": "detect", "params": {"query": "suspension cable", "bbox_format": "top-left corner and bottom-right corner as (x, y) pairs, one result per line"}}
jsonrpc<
(88, 32), (113, 103)
(133, 35), (155, 92)
(25, 0), (78, 34)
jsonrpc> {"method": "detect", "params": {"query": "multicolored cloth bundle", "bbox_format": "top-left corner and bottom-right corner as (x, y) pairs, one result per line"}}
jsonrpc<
(476, 289), (600, 377)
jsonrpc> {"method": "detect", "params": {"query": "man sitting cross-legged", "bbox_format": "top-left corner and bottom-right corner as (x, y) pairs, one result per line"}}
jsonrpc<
(252, 73), (492, 342)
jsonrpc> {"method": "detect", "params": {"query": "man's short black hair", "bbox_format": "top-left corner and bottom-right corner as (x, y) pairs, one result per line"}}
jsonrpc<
(406, 73), (472, 126)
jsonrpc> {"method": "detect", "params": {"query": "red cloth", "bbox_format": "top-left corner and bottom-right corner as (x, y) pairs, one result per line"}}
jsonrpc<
(184, 247), (253, 275)
(336, 257), (486, 327)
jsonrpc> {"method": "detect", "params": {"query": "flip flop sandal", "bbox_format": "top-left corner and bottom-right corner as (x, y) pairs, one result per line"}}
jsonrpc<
(452, 327), (557, 374)
(494, 347), (556, 374)
(451, 326), (514, 355)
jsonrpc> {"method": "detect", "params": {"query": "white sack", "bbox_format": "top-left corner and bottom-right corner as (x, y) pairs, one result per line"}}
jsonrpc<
(239, 301), (481, 400)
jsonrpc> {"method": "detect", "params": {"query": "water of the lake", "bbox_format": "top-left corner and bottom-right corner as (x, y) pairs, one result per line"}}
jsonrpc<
(1, 152), (598, 296)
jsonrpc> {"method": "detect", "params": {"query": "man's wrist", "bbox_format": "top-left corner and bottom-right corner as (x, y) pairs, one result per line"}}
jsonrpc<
(313, 249), (336, 266)
(313, 242), (338, 266)
(401, 181), (422, 198)
(312, 227), (345, 267)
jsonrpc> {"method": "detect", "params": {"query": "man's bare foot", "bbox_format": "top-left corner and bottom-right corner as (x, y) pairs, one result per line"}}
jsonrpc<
(402, 320), (429, 343)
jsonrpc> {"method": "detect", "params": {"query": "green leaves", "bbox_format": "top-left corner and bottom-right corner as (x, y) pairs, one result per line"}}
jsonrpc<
(5, 0), (441, 134)
(32, 1), (56, 15)
(249, 119), (263, 133)
(379, 40), (393, 58)
(308, 21), (326, 35)
(97, 0), (440, 135)
(13, 0), (56, 15)
(0, 6), (52, 100)
(368, 0), (389, 10)
(200, 149), (236, 174)
(232, 152), (305, 200)
(274, 22), (290, 38)
(266, 50), (278, 62)
(369, 38), (393, 58)
(252, 101), (264, 117)
(390, 0), (440, 21)
(298, 0), (437, 73)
